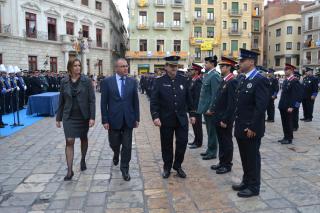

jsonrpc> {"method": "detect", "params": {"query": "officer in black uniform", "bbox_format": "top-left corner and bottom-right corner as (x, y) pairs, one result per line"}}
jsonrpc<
(278, 64), (302, 144)
(301, 67), (318, 122)
(292, 70), (303, 131)
(209, 57), (238, 174)
(30, 70), (44, 95)
(0, 64), (8, 127)
(188, 63), (203, 149)
(232, 49), (269, 198)
(150, 56), (196, 179)
(266, 68), (279, 122)
(16, 69), (27, 109)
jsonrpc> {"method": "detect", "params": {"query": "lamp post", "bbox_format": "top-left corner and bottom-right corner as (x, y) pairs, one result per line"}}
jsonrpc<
(43, 54), (50, 70)
(70, 29), (92, 75)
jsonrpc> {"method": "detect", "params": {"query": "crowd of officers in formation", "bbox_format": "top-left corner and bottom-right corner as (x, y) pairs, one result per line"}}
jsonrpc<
(0, 64), (67, 128)
(140, 49), (319, 198)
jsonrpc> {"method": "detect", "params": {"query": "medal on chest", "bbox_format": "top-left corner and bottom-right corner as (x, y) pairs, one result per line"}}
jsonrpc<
(247, 83), (252, 89)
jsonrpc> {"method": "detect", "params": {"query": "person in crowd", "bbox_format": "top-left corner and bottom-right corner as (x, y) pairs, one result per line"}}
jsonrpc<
(301, 67), (318, 122)
(265, 68), (279, 122)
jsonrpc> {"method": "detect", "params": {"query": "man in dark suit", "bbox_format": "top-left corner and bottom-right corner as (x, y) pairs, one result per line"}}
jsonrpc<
(101, 58), (140, 181)
(150, 56), (196, 179)
(278, 64), (302, 144)
(232, 49), (269, 198)
(301, 67), (318, 122)
(266, 68), (279, 122)
(30, 70), (44, 95)
(209, 57), (238, 174)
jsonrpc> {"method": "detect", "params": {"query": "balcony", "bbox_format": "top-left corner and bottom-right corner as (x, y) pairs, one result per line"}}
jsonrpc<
(205, 18), (216, 25)
(229, 9), (242, 17)
(228, 28), (242, 35)
(193, 16), (204, 24)
(23, 30), (59, 42)
(89, 41), (108, 49)
(302, 22), (320, 32)
(252, 44), (260, 50)
(252, 27), (261, 33)
(252, 10), (263, 17)
(125, 50), (188, 59)
(303, 59), (320, 65)
(171, 0), (183, 8)
(303, 39), (320, 49)
(0, 24), (12, 37)
(137, 0), (149, 7)
(153, 22), (168, 30)
(137, 23), (149, 30)
(154, 0), (166, 7)
(171, 23), (183, 31)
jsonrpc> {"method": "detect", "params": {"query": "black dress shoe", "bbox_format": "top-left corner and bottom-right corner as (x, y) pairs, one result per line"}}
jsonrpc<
(80, 159), (87, 171)
(216, 167), (231, 174)
(113, 155), (119, 166)
(304, 119), (312, 122)
(122, 171), (131, 181)
(189, 144), (201, 149)
(237, 188), (259, 198)
(277, 138), (286, 143)
(64, 171), (74, 181)
(293, 128), (298, 131)
(162, 169), (171, 179)
(200, 152), (208, 156)
(210, 164), (222, 170)
(265, 119), (274, 122)
(281, 139), (292, 145)
(202, 155), (216, 160)
(188, 142), (195, 145)
(300, 118), (306, 121)
(174, 168), (187, 178)
(232, 182), (247, 191)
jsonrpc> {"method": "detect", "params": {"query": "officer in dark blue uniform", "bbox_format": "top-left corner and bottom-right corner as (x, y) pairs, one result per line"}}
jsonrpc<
(301, 67), (318, 122)
(292, 70), (303, 131)
(278, 64), (302, 144)
(232, 49), (269, 198)
(0, 64), (8, 128)
(189, 63), (203, 149)
(265, 68), (279, 122)
(150, 56), (196, 179)
(209, 57), (238, 174)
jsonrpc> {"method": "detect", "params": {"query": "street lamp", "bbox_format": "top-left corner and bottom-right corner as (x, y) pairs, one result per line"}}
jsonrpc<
(43, 54), (49, 70)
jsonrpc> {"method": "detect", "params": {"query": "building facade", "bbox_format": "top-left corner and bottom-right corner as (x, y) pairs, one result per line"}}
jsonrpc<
(301, 0), (320, 73)
(0, 0), (127, 76)
(267, 14), (301, 70)
(127, 0), (190, 75)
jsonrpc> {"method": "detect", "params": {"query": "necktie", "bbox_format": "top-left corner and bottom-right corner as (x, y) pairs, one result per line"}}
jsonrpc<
(120, 77), (125, 97)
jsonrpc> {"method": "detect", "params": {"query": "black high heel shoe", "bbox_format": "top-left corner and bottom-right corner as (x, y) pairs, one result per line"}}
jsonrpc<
(64, 171), (74, 181)
(80, 160), (87, 171)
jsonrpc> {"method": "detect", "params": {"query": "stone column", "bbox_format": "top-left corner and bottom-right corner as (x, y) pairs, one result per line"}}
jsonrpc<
(64, 52), (69, 71)
(82, 53), (87, 75)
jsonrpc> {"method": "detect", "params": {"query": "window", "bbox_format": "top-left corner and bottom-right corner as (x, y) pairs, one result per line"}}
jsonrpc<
(296, 55), (300, 66)
(222, 43), (227, 51)
(275, 58), (280, 66)
(276, 43), (280, 52)
(47, 17), (57, 41)
(207, 8), (214, 20)
(297, 42), (300, 50)
(87, 59), (90, 74)
(195, 8), (201, 17)
(254, 6), (260, 16)
(243, 43), (246, 49)
(156, 40), (164, 51)
(96, 1), (102, 10)
(285, 57), (291, 64)
(82, 25), (89, 38)
(28, 56), (37, 71)
(243, 3), (247, 11)
(66, 21), (74, 35)
(223, 2), (227, 10)
(25, 12), (37, 38)
(82, 0), (88, 6)
(243, 22), (247, 30)
(223, 21), (227, 29)
(287, 26), (292, 34)
(306, 52), (311, 63)
(253, 20), (260, 32)
(194, 26), (202, 37)
(231, 19), (239, 31)
(231, 2), (239, 13)
(50, 57), (57, 73)
(195, 48), (201, 59)
(139, 11), (147, 25)
(173, 13), (181, 26)
(96, 28), (102, 47)
(231, 40), (238, 52)
(298, 27), (301, 35)
(308, 17), (313, 30)
(207, 27), (214, 38)
(286, 42), (292, 50)
(98, 60), (103, 75)
(269, 31), (271, 37)
(208, 0), (213, 5)
(174, 40), (181, 52)
(140, 39), (147, 51)
(195, 0), (201, 4)
(208, 50), (213, 56)
(276, 29), (281, 37)
(253, 38), (259, 49)
(0, 53), (2, 64)
(156, 12), (164, 25)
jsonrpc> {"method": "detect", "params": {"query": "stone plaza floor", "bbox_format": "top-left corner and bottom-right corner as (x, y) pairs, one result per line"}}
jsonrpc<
(0, 93), (320, 213)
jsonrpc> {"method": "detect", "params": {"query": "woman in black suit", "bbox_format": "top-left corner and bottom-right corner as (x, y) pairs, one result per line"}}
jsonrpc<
(56, 58), (96, 181)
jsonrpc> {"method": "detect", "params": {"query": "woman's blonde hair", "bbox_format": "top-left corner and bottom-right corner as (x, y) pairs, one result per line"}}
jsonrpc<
(67, 58), (82, 75)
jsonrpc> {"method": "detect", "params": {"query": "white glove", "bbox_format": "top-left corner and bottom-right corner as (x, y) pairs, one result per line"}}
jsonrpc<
(17, 86), (20, 91)
(24, 85), (27, 90)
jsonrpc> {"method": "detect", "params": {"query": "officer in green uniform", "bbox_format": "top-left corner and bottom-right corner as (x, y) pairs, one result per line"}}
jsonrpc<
(197, 56), (222, 160)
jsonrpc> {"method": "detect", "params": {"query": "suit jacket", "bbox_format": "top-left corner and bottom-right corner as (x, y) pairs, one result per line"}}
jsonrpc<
(190, 76), (202, 112)
(56, 75), (96, 121)
(100, 75), (140, 129)
(150, 74), (195, 127)
(268, 77), (279, 98)
(234, 71), (269, 139)
(197, 69), (222, 114)
(302, 75), (318, 99)
(278, 77), (302, 110)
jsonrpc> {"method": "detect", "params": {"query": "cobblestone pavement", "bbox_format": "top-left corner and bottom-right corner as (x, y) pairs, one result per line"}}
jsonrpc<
(0, 93), (320, 213)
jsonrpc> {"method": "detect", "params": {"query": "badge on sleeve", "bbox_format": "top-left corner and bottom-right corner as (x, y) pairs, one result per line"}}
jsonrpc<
(180, 85), (184, 90)
(247, 83), (252, 89)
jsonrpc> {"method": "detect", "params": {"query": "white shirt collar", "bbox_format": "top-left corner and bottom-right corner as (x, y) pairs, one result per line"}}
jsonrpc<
(245, 68), (256, 79)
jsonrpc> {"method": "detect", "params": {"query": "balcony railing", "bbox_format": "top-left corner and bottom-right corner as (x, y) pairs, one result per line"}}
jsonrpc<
(252, 27), (261, 33)
(252, 44), (259, 50)
(229, 9), (242, 16)
(171, 23), (183, 30)
(252, 10), (263, 17)
(193, 16), (204, 24)
(303, 59), (320, 65)
(153, 22), (168, 30)
(137, 23), (149, 30)
(23, 30), (59, 41)
(228, 28), (242, 35)
(205, 18), (216, 25)
(0, 24), (12, 36)
(89, 41), (108, 49)
(154, 0), (166, 7)
(302, 22), (320, 32)
(171, 0), (183, 7)
(137, 0), (149, 7)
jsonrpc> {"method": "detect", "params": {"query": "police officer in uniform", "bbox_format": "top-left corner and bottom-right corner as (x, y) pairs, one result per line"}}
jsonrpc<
(266, 68), (279, 122)
(292, 70), (303, 131)
(188, 63), (203, 149)
(150, 56), (196, 179)
(301, 67), (318, 122)
(278, 64), (302, 144)
(2, 67), (12, 113)
(15, 67), (27, 109)
(209, 57), (238, 174)
(30, 70), (44, 95)
(232, 49), (269, 198)
(0, 64), (8, 127)
(8, 66), (18, 113)
(197, 56), (222, 160)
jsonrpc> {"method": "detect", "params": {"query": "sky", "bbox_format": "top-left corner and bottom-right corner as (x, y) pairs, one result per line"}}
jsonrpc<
(114, 0), (314, 28)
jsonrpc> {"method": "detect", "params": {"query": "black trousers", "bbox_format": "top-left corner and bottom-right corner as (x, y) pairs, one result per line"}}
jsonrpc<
(216, 124), (233, 168)
(108, 125), (133, 173)
(302, 98), (315, 120)
(5, 93), (11, 113)
(236, 137), (261, 193)
(292, 108), (299, 129)
(280, 109), (293, 140)
(19, 91), (25, 109)
(266, 98), (275, 120)
(191, 114), (203, 146)
(160, 121), (188, 171)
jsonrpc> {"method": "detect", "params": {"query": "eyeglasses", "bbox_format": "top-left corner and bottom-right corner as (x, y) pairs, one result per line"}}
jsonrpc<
(118, 65), (129, 68)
